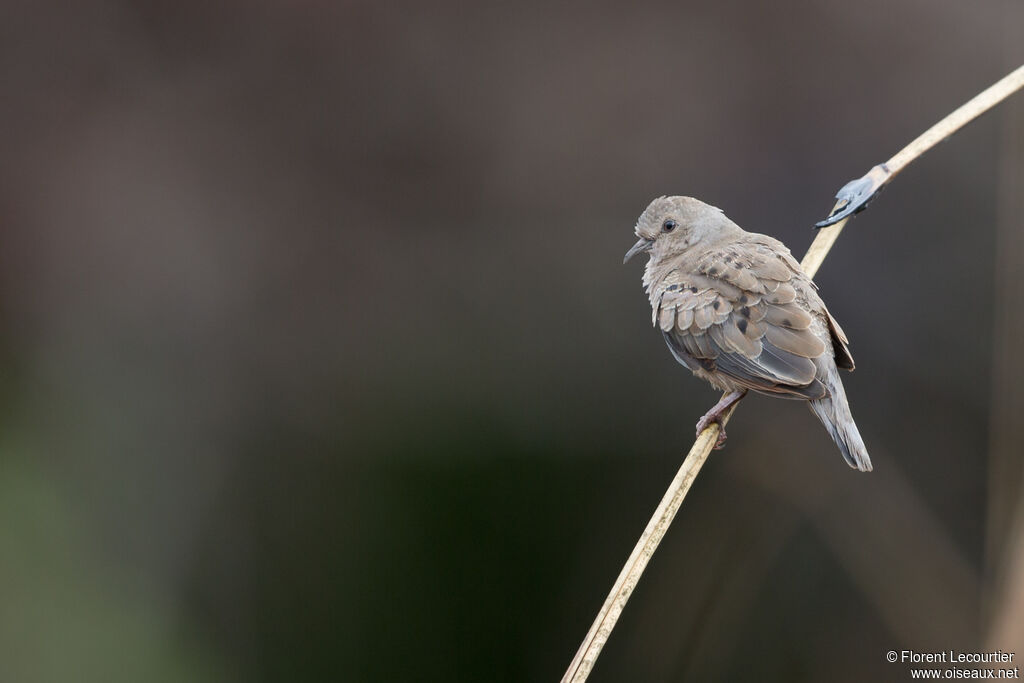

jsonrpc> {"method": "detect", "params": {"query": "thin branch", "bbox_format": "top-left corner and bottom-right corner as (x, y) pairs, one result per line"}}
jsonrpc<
(816, 64), (1024, 226)
(560, 208), (847, 683)
(886, 63), (1024, 178)
(562, 64), (1024, 683)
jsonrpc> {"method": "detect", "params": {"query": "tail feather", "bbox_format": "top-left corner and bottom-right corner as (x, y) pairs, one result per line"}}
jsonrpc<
(808, 366), (872, 472)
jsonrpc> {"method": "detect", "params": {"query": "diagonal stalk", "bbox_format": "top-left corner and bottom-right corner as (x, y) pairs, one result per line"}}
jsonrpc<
(562, 63), (1024, 683)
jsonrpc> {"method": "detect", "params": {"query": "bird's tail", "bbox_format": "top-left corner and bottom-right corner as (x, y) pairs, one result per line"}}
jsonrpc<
(808, 366), (872, 472)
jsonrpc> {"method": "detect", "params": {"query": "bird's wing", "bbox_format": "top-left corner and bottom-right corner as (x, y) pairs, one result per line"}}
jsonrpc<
(749, 235), (856, 371)
(826, 310), (855, 371)
(654, 245), (829, 399)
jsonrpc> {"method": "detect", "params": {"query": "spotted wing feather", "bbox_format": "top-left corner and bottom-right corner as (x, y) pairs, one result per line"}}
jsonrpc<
(654, 246), (832, 399)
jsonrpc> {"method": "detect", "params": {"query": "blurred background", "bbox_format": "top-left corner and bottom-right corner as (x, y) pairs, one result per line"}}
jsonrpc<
(0, 1), (1022, 681)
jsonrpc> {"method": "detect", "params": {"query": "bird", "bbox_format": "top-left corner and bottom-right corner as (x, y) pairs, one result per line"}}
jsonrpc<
(624, 196), (872, 472)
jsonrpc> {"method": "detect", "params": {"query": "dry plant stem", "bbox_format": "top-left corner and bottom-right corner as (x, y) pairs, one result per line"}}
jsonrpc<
(886, 64), (1024, 178)
(559, 404), (735, 683)
(561, 214), (847, 683)
(563, 65), (1024, 683)
(816, 64), (1024, 226)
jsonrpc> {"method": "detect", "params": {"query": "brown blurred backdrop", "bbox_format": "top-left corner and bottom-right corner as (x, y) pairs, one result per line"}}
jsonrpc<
(0, 1), (1022, 681)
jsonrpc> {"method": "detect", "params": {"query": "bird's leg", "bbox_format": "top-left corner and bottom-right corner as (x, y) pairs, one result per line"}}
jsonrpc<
(695, 390), (747, 449)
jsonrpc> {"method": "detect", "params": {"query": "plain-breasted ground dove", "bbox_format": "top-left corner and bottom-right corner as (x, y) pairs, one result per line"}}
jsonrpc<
(625, 196), (872, 472)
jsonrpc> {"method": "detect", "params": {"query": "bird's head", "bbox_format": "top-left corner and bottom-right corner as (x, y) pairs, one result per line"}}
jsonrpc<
(623, 196), (735, 264)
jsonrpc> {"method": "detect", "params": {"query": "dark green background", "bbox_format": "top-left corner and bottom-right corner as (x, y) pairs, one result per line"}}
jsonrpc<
(1, 1), (1022, 681)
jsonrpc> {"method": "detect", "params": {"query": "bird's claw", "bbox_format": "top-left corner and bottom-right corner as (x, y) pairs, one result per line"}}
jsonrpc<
(695, 414), (728, 449)
(814, 163), (892, 228)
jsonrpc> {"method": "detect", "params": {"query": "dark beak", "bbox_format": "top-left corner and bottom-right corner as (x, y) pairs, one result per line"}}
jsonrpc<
(623, 237), (654, 264)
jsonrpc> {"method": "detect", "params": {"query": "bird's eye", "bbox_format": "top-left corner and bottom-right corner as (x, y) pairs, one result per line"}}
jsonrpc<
(662, 219), (677, 233)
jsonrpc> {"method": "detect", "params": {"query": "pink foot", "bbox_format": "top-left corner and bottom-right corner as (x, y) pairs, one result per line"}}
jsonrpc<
(694, 390), (747, 449)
